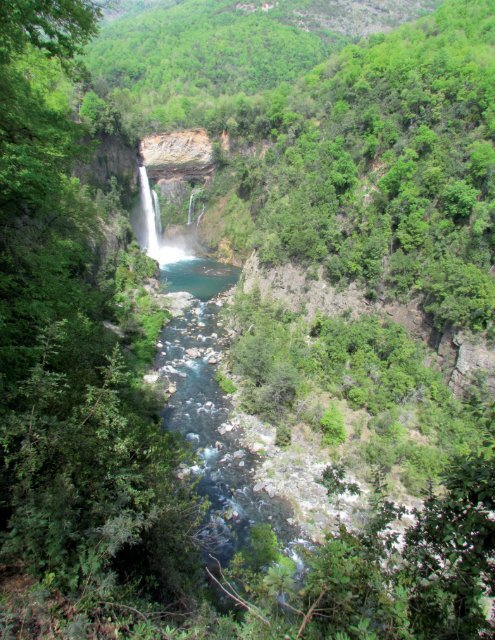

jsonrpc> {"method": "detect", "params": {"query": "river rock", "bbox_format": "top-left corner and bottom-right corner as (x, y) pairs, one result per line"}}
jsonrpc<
(163, 291), (195, 317)
(264, 483), (276, 498)
(233, 449), (245, 459)
(208, 357), (218, 365)
(186, 347), (201, 358)
(217, 422), (234, 435)
(143, 372), (159, 384)
(168, 383), (177, 394)
(248, 442), (265, 454)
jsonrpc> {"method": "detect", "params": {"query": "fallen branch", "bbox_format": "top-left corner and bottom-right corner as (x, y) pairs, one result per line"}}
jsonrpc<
(296, 589), (328, 639)
(206, 556), (270, 626)
(98, 600), (148, 621)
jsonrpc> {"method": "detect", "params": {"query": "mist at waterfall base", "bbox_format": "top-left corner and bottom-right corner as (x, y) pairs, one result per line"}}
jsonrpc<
(132, 167), (301, 566)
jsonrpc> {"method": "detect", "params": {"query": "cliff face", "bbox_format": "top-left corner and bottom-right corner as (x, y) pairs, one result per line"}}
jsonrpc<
(74, 132), (138, 204)
(139, 129), (214, 181)
(241, 253), (495, 399)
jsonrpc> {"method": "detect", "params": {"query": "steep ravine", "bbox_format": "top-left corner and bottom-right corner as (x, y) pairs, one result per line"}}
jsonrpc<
(135, 128), (494, 545)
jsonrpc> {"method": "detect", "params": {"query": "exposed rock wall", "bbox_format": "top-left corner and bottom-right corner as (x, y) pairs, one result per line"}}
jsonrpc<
(139, 129), (214, 181)
(241, 253), (495, 398)
(73, 132), (138, 204)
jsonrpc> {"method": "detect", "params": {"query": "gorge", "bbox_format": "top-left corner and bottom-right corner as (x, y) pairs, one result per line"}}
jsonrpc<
(1, 0), (494, 638)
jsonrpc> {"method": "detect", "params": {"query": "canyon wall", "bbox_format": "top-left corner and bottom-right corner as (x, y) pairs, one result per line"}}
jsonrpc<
(241, 253), (495, 398)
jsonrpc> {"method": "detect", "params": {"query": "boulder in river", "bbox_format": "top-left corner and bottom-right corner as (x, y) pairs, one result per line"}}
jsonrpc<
(186, 347), (201, 358)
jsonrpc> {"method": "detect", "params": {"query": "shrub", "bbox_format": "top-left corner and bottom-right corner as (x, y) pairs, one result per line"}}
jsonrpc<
(215, 370), (237, 394)
(321, 403), (346, 446)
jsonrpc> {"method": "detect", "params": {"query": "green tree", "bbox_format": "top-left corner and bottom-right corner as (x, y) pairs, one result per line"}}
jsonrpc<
(404, 450), (495, 639)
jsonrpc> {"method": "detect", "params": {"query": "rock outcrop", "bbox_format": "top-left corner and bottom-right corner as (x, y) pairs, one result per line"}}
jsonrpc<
(450, 332), (495, 396)
(139, 129), (214, 181)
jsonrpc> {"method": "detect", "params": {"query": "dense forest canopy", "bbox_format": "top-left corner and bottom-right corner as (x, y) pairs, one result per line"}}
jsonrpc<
(83, 0), (439, 134)
(204, 0), (495, 333)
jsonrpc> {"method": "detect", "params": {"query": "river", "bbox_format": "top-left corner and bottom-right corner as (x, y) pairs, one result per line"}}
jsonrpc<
(155, 257), (299, 565)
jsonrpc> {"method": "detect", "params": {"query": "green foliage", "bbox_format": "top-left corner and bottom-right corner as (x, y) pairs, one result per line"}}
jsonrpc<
(200, 0), (495, 333)
(215, 370), (237, 394)
(314, 315), (426, 414)
(404, 450), (495, 639)
(320, 463), (361, 498)
(320, 403), (346, 446)
(79, 90), (120, 135)
(230, 292), (486, 494)
(262, 557), (297, 597)
(422, 257), (495, 330)
(0, 14), (200, 610)
(0, 0), (100, 64)
(84, 0), (347, 135)
(222, 193), (256, 251)
(241, 524), (281, 572)
(229, 291), (307, 420)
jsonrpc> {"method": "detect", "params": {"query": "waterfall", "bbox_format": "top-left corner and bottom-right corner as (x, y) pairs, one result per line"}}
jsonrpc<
(196, 204), (206, 228)
(187, 192), (195, 225)
(152, 189), (162, 235)
(138, 165), (196, 266)
(139, 166), (160, 261)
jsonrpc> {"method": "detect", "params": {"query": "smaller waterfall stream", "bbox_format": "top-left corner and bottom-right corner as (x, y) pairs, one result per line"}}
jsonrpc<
(187, 192), (195, 225)
(196, 204), (206, 228)
(152, 190), (162, 234)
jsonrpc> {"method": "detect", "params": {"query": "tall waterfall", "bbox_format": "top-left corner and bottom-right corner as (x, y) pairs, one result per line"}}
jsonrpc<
(139, 166), (160, 261)
(187, 192), (195, 225)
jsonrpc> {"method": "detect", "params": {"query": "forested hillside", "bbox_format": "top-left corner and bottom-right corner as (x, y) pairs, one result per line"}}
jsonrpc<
(1, 1), (494, 639)
(205, 0), (495, 515)
(84, 0), (438, 134)
(220, 0), (495, 329)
